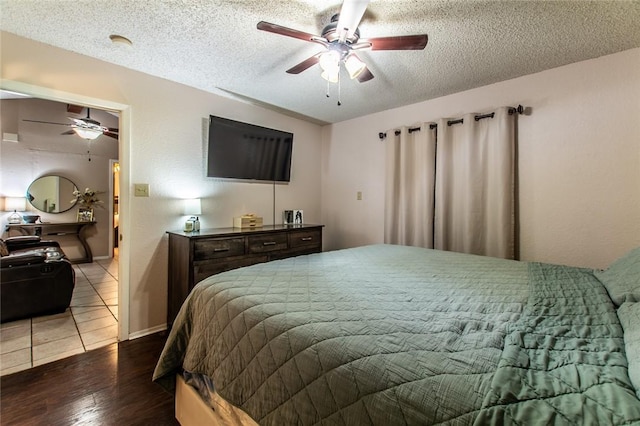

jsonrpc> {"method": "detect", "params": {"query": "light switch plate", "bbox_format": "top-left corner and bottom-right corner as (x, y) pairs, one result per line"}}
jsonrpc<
(3, 133), (19, 143)
(134, 183), (150, 197)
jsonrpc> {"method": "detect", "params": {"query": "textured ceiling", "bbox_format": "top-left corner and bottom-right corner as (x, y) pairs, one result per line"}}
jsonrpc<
(1, 0), (639, 125)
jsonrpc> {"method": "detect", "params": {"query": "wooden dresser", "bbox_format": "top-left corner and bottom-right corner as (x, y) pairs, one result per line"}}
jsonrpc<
(166, 224), (323, 325)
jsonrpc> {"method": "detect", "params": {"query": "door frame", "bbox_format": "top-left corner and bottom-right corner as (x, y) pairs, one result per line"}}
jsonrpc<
(1, 79), (131, 341)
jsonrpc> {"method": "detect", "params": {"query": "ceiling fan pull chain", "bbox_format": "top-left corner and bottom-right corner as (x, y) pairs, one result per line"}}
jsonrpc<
(326, 78), (331, 98)
(337, 70), (342, 106)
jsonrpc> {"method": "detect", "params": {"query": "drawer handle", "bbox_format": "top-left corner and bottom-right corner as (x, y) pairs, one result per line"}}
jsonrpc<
(300, 237), (313, 241)
(214, 248), (229, 252)
(263, 241), (277, 246)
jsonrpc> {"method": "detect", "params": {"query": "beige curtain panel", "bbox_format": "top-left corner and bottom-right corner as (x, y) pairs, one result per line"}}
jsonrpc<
(384, 125), (436, 248)
(385, 107), (516, 259)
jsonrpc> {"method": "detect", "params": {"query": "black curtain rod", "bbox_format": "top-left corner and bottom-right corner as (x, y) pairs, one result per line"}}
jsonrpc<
(379, 105), (524, 140)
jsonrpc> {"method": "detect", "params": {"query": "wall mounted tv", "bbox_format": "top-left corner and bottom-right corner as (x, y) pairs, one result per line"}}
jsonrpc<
(207, 115), (293, 182)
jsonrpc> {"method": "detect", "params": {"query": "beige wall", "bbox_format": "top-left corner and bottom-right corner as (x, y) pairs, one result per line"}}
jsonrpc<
(1, 32), (323, 337)
(321, 48), (640, 269)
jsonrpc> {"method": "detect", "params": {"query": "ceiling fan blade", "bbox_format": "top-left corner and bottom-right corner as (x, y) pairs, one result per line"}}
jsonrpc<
(104, 131), (119, 140)
(357, 66), (374, 82)
(337, 0), (370, 42)
(286, 53), (322, 74)
(257, 21), (319, 43)
(61, 130), (76, 135)
(361, 34), (428, 50)
(23, 119), (71, 126)
(107, 127), (119, 133)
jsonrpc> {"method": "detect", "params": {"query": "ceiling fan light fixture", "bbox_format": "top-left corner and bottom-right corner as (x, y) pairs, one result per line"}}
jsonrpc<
(344, 54), (366, 79)
(319, 50), (341, 71)
(73, 127), (102, 140)
(321, 68), (339, 83)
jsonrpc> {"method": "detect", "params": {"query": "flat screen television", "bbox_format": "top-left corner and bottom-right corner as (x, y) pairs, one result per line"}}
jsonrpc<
(207, 115), (293, 182)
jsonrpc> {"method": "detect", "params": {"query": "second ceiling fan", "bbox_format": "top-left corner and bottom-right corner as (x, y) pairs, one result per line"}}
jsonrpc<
(24, 107), (119, 141)
(257, 0), (428, 84)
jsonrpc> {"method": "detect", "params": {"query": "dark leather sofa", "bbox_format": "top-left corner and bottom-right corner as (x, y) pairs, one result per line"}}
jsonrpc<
(1, 236), (75, 323)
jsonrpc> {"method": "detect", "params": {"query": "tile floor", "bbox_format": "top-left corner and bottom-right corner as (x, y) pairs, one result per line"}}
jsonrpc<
(0, 256), (118, 376)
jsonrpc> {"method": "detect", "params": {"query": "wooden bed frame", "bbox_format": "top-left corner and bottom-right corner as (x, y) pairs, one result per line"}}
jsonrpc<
(175, 375), (257, 426)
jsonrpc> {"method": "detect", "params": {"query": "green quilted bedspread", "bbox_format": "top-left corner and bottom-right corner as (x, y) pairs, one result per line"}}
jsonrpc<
(153, 244), (640, 425)
(475, 262), (640, 425)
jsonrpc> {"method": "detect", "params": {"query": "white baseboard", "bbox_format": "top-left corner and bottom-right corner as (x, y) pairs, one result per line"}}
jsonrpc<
(127, 324), (167, 340)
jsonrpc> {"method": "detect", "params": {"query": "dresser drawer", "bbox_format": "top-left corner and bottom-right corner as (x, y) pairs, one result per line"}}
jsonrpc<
(194, 237), (245, 261)
(248, 233), (288, 253)
(193, 256), (267, 284)
(289, 229), (322, 249)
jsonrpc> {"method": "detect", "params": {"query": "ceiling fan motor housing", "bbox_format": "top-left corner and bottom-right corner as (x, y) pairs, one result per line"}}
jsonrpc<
(322, 14), (360, 44)
(82, 117), (101, 126)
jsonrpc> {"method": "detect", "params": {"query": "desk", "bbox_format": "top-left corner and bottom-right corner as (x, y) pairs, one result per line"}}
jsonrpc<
(5, 222), (96, 264)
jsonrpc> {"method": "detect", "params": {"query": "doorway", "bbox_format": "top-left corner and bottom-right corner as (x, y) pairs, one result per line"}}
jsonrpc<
(1, 81), (130, 343)
(0, 92), (129, 375)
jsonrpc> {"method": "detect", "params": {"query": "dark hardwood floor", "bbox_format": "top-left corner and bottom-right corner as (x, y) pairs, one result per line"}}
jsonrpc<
(1, 332), (178, 425)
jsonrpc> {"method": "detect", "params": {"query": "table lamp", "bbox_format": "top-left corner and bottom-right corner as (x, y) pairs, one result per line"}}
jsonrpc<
(4, 197), (27, 224)
(183, 198), (202, 232)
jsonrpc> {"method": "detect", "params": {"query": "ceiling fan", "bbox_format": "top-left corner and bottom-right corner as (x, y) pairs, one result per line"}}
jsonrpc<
(257, 0), (428, 85)
(23, 107), (119, 140)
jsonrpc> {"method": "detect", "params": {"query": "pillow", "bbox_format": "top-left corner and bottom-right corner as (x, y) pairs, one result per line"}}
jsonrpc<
(617, 302), (640, 400)
(595, 246), (640, 306)
(0, 240), (8, 257)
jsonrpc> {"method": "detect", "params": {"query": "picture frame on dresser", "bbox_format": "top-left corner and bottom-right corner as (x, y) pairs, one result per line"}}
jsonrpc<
(77, 208), (94, 222)
(283, 210), (303, 224)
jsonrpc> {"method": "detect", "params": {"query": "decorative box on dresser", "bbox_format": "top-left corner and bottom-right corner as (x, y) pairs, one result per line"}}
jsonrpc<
(166, 224), (323, 326)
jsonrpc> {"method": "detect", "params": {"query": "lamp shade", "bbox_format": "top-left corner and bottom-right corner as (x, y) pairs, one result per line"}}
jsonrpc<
(183, 198), (202, 215)
(319, 50), (340, 71)
(321, 68), (339, 83)
(4, 197), (26, 212)
(344, 54), (366, 79)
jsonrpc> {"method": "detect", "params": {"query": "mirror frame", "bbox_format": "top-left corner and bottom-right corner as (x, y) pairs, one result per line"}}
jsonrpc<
(26, 175), (79, 214)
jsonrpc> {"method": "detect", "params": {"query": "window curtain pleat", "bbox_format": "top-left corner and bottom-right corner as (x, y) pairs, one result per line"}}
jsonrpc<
(384, 125), (436, 248)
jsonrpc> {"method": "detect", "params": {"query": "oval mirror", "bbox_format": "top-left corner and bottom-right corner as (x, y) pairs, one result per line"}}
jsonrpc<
(26, 176), (78, 213)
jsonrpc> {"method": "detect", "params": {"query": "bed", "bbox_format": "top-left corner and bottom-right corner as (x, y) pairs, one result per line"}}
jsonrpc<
(153, 244), (640, 425)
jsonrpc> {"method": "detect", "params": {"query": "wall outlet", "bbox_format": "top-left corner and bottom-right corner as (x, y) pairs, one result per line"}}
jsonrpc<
(134, 183), (150, 197)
